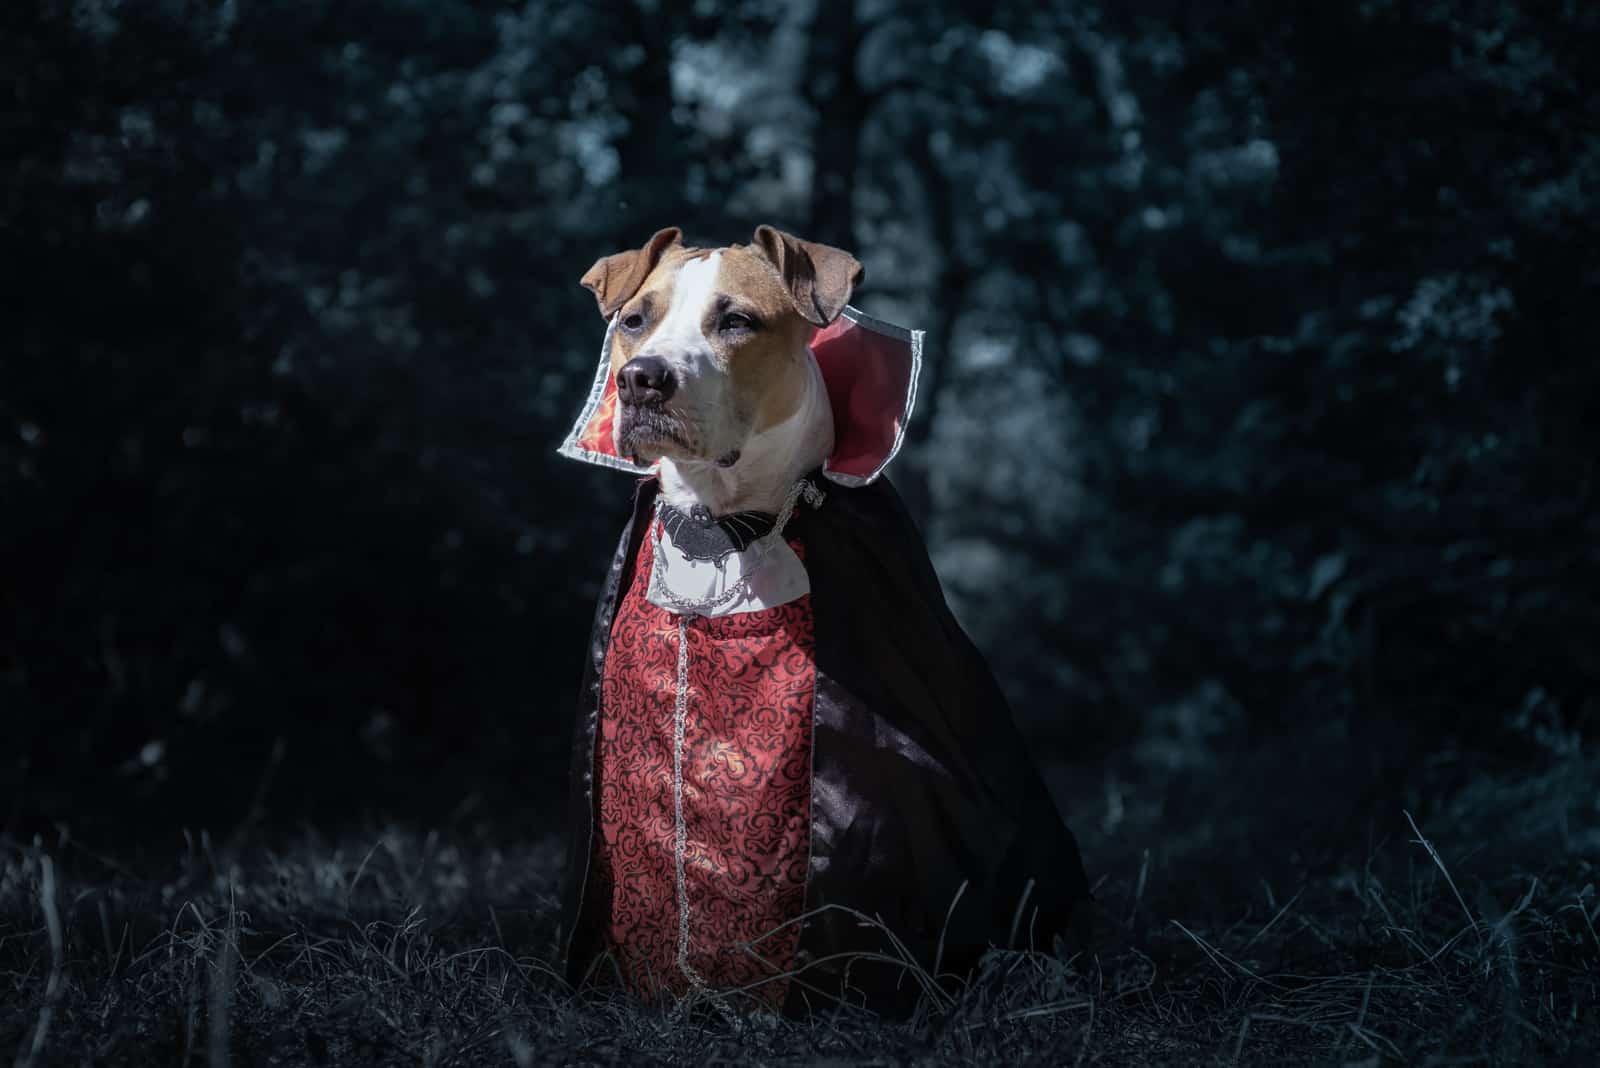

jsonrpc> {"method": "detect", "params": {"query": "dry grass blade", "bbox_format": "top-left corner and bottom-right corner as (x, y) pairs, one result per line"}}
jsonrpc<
(1230, 1013), (1251, 1065)
(1073, 995), (1096, 1068)
(937, 879), (971, 975)
(12, 855), (64, 1068)
(207, 882), (239, 1068)
(1128, 849), (1149, 925)
(1335, 969), (1374, 1059)
(1170, 921), (1280, 988)
(999, 998), (1090, 1022)
(1403, 809), (1485, 952)
(1577, 894), (1600, 956)
(1002, 878), (1031, 954)
(1241, 889), (1301, 950)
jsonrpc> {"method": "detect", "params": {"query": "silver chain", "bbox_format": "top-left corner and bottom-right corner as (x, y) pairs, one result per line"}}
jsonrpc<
(648, 478), (824, 618)
(671, 611), (711, 992)
(662, 477), (822, 994)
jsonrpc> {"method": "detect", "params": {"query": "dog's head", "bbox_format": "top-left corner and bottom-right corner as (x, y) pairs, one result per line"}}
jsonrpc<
(579, 226), (863, 467)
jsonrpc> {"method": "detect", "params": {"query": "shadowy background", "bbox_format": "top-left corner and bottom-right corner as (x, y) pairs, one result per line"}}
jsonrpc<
(3, 0), (1596, 843)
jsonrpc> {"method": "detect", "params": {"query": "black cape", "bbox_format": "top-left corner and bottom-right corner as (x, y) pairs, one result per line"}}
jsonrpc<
(559, 474), (1092, 1016)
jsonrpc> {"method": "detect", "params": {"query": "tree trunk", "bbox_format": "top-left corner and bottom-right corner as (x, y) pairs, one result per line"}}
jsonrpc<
(804, 0), (864, 250)
(612, 2), (682, 233)
(893, 132), (964, 526)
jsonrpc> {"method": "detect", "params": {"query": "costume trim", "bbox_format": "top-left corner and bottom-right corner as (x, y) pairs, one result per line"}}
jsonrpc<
(557, 312), (656, 476)
(820, 306), (925, 488)
(671, 614), (710, 992)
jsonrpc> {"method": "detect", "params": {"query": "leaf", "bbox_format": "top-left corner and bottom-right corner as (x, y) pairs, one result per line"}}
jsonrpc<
(1307, 553), (1346, 600)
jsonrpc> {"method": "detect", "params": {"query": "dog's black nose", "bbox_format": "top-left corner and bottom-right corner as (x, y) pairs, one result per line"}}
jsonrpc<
(616, 355), (675, 406)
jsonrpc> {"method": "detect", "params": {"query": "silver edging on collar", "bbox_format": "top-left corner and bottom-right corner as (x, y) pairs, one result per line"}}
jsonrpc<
(820, 305), (924, 488)
(556, 310), (655, 475)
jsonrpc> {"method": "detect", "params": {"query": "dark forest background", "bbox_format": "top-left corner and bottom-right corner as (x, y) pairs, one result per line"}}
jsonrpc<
(3, 0), (1597, 842)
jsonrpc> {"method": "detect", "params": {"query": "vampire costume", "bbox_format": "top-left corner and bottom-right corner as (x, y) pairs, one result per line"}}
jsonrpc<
(557, 307), (1092, 1016)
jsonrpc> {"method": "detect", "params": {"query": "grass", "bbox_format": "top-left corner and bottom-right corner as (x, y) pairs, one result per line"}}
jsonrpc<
(3, 742), (1598, 1066)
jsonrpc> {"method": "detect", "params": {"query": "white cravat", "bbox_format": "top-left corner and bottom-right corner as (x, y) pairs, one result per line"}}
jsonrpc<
(645, 518), (810, 617)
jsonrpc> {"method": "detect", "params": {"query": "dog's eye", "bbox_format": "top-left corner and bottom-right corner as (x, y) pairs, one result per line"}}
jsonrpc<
(621, 312), (645, 331)
(719, 312), (754, 333)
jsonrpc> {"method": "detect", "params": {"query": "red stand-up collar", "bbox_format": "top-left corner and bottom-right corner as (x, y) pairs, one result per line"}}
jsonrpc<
(558, 305), (922, 487)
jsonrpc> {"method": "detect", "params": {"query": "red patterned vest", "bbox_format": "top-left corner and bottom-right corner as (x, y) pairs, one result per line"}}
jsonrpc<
(588, 520), (816, 1008)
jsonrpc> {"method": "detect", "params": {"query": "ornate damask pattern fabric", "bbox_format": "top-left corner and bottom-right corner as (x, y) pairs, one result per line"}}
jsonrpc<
(590, 524), (816, 1008)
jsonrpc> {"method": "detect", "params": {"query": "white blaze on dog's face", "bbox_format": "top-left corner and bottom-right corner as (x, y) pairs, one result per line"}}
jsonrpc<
(580, 226), (863, 470)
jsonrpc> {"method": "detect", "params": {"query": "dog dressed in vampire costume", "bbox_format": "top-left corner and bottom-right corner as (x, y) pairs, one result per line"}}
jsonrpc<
(556, 226), (1092, 1016)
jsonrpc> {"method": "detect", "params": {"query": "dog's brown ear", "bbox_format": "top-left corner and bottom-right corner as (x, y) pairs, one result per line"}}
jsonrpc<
(580, 227), (682, 318)
(752, 225), (864, 327)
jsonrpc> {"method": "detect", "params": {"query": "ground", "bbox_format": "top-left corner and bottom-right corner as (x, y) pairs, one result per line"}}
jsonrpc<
(3, 741), (1598, 1066)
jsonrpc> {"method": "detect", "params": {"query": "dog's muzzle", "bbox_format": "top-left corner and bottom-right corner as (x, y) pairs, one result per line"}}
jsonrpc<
(616, 356), (675, 406)
(615, 355), (692, 460)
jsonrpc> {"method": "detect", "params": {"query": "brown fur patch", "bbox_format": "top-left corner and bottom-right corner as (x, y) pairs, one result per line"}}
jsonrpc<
(715, 245), (815, 432)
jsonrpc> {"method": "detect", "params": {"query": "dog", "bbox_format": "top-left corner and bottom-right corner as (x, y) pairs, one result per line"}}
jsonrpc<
(557, 225), (1091, 1016)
